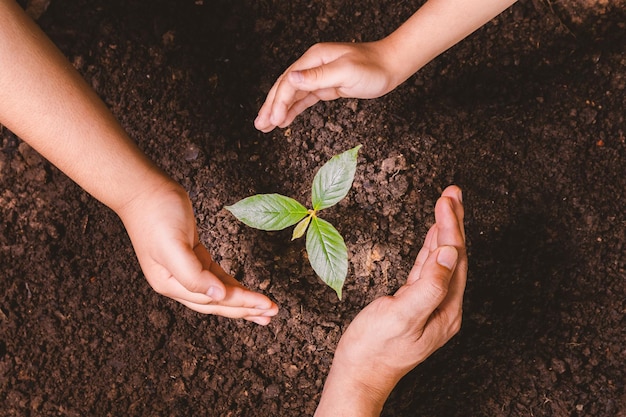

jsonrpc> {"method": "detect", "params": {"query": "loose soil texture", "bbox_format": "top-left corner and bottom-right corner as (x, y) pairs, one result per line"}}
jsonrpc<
(1, 0), (625, 416)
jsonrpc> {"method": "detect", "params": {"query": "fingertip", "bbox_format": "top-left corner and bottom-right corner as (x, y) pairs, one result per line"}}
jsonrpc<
(254, 301), (274, 310)
(269, 110), (283, 128)
(442, 185), (463, 205)
(247, 316), (272, 326)
(253, 114), (263, 129)
(255, 300), (279, 317)
(263, 305), (279, 316)
(434, 194), (456, 224)
(253, 112), (269, 130)
(437, 186), (466, 243)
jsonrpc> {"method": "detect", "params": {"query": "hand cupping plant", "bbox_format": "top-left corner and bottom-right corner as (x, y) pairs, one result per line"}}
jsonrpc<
(225, 145), (361, 299)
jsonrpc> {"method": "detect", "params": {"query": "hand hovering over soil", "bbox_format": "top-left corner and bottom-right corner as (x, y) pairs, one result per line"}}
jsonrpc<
(0, 0), (277, 323)
(255, 42), (396, 132)
(255, 0), (517, 132)
(315, 185), (466, 417)
(117, 183), (279, 323)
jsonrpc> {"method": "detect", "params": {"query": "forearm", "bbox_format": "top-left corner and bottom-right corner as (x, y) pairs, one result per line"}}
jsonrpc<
(378, 0), (518, 87)
(0, 0), (173, 213)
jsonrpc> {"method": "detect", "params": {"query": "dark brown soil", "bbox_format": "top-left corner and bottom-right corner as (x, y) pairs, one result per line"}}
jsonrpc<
(1, 1), (625, 416)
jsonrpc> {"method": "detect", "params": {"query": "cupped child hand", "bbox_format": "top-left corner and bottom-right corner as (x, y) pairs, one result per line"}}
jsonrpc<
(315, 185), (466, 416)
(255, 41), (398, 133)
(116, 181), (278, 325)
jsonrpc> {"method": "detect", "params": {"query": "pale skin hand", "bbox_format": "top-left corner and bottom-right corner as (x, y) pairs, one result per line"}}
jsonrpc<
(255, 0), (518, 132)
(255, 41), (396, 132)
(117, 181), (278, 323)
(0, 0), (277, 323)
(315, 185), (466, 416)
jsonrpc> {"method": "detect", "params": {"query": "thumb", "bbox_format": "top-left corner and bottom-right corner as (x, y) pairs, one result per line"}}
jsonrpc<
(163, 240), (227, 301)
(395, 246), (458, 326)
(288, 61), (351, 93)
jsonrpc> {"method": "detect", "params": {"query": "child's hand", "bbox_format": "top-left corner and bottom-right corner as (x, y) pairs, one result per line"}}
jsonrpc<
(255, 42), (398, 133)
(116, 181), (278, 325)
(315, 186), (466, 416)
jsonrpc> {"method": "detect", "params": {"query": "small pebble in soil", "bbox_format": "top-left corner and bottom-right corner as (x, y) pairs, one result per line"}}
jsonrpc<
(263, 384), (281, 399)
(184, 143), (201, 161)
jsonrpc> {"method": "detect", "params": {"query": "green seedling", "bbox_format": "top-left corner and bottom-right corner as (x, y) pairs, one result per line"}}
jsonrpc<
(225, 145), (362, 299)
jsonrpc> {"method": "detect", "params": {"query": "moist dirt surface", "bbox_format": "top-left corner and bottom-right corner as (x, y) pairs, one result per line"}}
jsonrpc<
(1, 1), (625, 416)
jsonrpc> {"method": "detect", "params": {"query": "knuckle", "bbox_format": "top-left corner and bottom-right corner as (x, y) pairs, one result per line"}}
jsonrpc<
(309, 65), (325, 82)
(450, 313), (463, 336)
(425, 276), (449, 302)
(309, 42), (324, 53)
(185, 282), (206, 295)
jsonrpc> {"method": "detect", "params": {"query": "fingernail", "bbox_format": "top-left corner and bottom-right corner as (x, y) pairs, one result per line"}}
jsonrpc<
(437, 246), (458, 270)
(289, 70), (304, 83)
(458, 189), (463, 204)
(254, 303), (271, 310)
(206, 286), (224, 300)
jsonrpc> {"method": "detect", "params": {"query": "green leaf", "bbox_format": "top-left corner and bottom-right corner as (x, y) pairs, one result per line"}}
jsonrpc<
(306, 217), (348, 299)
(292, 214), (312, 240)
(312, 145), (361, 211)
(225, 194), (308, 231)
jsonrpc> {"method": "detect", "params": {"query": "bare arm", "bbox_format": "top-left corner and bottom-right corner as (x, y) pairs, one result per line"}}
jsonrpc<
(0, 0), (278, 321)
(315, 186), (466, 416)
(0, 0), (163, 212)
(379, 0), (519, 88)
(255, 0), (518, 132)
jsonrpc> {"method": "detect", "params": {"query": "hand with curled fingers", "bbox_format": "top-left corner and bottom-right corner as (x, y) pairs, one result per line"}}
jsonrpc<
(0, 1), (277, 325)
(315, 185), (466, 416)
(255, 41), (399, 133)
(255, 0), (519, 135)
(117, 181), (278, 325)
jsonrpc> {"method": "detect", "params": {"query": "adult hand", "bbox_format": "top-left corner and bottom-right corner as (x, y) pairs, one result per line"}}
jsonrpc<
(117, 180), (279, 325)
(315, 185), (466, 416)
(255, 41), (399, 133)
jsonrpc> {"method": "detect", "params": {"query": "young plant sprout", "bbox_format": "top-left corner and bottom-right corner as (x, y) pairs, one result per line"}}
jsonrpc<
(225, 145), (362, 299)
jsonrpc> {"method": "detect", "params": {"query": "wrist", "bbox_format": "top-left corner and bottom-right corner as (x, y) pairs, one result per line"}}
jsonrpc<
(315, 353), (398, 417)
(112, 167), (183, 221)
(373, 36), (428, 91)
(315, 374), (390, 417)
